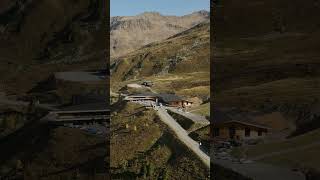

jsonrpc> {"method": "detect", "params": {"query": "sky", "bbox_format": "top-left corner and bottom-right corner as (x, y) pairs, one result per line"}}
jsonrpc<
(111, 0), (210, 17)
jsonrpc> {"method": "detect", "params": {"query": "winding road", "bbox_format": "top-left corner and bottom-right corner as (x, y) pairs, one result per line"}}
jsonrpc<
(166, 107), (209, 125)
(155, 106), (210, 168)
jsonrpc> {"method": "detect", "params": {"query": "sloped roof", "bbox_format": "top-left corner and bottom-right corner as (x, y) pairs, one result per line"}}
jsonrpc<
(72, 93), (108, 105)
(59, 102), (108, 112)
(212, 108), (270, 130)
(129, 92), (158, 97)
(128, 93), (189, 103)
(158, 93), (183, 102)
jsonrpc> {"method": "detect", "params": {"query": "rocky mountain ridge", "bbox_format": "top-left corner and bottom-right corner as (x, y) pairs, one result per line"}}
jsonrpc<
(111, 21), (210, 82)
(110, 10), (209, 57)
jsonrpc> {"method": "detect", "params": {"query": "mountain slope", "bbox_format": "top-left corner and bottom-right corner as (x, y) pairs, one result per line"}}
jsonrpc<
(111, 21), (210, 83)
(213, 0), (320, 133)
(110, 11), (209, 57)
(0, 0), (107, 95)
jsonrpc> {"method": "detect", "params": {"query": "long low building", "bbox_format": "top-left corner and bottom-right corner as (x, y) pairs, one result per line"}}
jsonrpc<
(46, 102), (109, 124)
(124, 92), (193, 108)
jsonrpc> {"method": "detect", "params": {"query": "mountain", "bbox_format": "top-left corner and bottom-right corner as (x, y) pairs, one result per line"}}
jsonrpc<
(213, 0), (320, 132)
(110, 10), (209, 58)
(111, 21), (210, 82)
(0, 0), (106, 94)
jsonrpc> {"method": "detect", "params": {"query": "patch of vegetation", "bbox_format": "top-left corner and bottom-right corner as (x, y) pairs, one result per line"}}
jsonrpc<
(0, 123), (108, 180)
(110, 102), (209, 179)
(167, 110), (194, 131)
(211, 164), (252, 180)
(260, 144), (320, 172)
(111, 22), (209, 84)
(189, 125), (210, 153)
(245, 129), (320, 158)
(110, 102), (162, 168)
(189, 103), (210, 116)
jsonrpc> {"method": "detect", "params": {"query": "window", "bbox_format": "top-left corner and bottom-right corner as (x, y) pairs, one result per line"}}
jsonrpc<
(258, 130), (262, 136)
(245, 128), (251, 137)
(213, 128), (220, 137)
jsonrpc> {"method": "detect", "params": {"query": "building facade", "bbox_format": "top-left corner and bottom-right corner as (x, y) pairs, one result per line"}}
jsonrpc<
(213, 121), (268, 140)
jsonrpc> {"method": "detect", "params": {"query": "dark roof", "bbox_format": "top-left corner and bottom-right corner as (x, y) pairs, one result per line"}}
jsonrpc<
(72, 94), (108, 105)
(59, 102), (108, 112)
(212, 109), (233, 123)
(158, 93), (184, 103)
(129, 92), (158, 97)
(129, 93), (188, 103)
(212, 108), (270, 129)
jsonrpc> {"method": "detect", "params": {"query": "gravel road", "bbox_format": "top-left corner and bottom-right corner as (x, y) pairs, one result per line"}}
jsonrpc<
(156, 106), (210, 168)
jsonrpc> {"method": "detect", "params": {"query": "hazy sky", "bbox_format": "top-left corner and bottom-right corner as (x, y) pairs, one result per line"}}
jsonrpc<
(111, 0), (210, 17)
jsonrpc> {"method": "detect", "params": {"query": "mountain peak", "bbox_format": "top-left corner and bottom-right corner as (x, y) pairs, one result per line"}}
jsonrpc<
(189, 10), (210, 17)
(138, 11), (162, 17)
(111, 11), (210, 57)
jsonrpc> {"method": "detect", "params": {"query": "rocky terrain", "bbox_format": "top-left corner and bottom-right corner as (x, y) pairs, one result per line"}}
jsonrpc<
(110, 10), (209, 57)
(111, 21), (210, 82)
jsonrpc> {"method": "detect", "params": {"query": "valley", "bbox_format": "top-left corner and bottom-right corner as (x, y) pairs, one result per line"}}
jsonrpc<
(110, 10), (211, 179)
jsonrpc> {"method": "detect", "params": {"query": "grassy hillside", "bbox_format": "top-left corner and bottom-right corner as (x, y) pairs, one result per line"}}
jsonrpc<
(213, 0), (320, 176)
(0, 0), (107, 95)
(111, 22), (210, 104)
(0, 123), (108, 179)
(110, 102), (209, 179)
(111, 22), (210, 83)
(231, 129), (320, 171)
(213, 0), (320, 130)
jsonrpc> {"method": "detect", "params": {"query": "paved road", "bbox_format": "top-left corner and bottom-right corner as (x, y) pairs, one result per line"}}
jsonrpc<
(155, 106), (210, 168)
(214, 159), (305, 180)
(166, 107), (210, 125)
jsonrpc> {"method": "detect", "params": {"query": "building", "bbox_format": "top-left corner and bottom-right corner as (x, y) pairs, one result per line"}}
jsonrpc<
(159, 94), (192, 108)
(124, 93), (193, 108)
(123, 92), (158, 103)
(47, 102), (109, 125)
(71, 93), (108, 105)
(211, 109), (270, 141)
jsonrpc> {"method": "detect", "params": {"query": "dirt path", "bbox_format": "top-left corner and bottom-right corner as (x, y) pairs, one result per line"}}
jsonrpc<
(155, 106), (210, 168)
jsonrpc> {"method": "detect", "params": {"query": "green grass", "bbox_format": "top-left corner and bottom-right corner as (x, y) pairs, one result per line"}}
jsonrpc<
(110, 103), (162, 168)
(167, 110), (195, 131)
(215, 78), (320, 110)
(189, 103), (210, 116)
(0, 125), (108, 179)
(260, 144), (320, 171)
(110, 102), (209, 179)
(111, 22), (209, 84)
(111, 72), (210, 103)
(246, 129), (320, 158)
